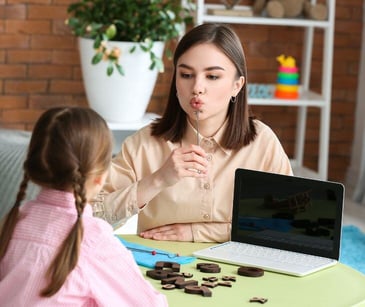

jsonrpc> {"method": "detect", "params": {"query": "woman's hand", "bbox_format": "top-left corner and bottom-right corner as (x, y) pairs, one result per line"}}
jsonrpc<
(139, 223), (193, 241)
(156, 144), (208, 187)
(136, 144), (208, 208)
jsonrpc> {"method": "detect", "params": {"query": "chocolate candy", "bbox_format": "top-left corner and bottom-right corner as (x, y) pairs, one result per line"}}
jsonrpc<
(238, 266), (264, 277)
(201, 281), (218, 288)
(175, 279), (199, 289)
(161, 276), (184, 285)
(162, 284), (176, 290)
(222, 275), (236, 282)
(147, 269), (180, 280)
(185, 285), (212, 297)
(155, 261), (180, 272)
(249, 297), (268, 304)
(218, 281), (232, 287)
(196, 263), (221, 273)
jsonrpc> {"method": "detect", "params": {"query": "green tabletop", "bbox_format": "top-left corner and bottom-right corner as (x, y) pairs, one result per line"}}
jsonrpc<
(120, 235), (365, 307)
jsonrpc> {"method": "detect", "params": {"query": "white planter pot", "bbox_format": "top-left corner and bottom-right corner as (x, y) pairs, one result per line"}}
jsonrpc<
(78, 37), (164, 124)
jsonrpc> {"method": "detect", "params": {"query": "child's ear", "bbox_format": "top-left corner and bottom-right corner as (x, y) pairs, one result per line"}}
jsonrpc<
(93, 175), (103, 186)
(93, 171), (108, 186)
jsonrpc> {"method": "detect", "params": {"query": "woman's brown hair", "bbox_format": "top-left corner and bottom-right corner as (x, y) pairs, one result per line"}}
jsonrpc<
(0, 107), (113, 296)
(151, 23), (256, 149)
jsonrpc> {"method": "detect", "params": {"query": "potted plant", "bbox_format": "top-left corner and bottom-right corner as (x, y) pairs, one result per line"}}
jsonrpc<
(66, 0), (194, 124)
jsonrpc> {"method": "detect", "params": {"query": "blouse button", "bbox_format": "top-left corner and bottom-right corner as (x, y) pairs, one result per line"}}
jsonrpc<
(203, 183), (210, 190)
(206, 154), (212, 161)
(204, 139), (212, 147)
(203, 214), (210, 220)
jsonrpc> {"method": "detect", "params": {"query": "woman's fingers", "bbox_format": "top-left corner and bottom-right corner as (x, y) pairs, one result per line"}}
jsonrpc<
(140, 223), (193, 241)
(156, 145), (208, 186)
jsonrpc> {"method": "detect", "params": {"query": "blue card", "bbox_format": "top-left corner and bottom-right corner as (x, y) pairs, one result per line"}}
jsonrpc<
(116, 236), (196, 268)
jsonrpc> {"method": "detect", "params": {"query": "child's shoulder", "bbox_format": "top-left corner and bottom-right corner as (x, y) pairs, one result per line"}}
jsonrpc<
(81, 217), (121, 253)
(77, 218), (135, 277)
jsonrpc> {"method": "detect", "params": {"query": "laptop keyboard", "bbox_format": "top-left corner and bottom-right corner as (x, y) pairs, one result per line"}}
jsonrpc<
(211, 241), (333, 268)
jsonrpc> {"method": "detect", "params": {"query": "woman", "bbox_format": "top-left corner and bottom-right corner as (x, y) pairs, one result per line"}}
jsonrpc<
(102, 23), (292, 242)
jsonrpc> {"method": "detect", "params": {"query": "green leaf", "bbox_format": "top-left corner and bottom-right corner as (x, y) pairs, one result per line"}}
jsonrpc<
(93, 36), (102, 49)
(140, 45), (149, 52)
(92, 52), (103, 64)
(165, 49), (173, 60)
(107, 63), (114, 76)
(67, 17), (79, 27)
(66, 0), (195, 76)
(105, 24), (117, 39)
(116, 63), (125, 76)
(154, 58), (164, 73)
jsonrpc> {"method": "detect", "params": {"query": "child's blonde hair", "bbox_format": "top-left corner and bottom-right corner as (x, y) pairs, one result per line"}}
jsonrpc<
(0, 107), (113, 296)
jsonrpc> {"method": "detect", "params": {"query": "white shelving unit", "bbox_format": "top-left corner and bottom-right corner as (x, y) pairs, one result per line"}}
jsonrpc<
(107, 112), (159, 131)
(195, 0), (335, 180)
(108, 112), (159, 155)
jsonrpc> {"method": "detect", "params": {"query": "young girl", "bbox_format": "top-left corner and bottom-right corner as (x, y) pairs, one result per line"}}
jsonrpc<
(0, 107), (167, 306)
(102, 23), (293, 243)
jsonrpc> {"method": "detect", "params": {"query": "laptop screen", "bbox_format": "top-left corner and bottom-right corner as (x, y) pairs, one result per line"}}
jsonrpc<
(231, 169), (344, 259)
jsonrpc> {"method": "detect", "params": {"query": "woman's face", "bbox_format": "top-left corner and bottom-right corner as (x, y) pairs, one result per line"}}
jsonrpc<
(176, 43), (244, 124)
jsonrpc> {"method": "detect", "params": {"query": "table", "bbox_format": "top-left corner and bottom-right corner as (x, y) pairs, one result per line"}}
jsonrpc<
(120, 235), (365, 307)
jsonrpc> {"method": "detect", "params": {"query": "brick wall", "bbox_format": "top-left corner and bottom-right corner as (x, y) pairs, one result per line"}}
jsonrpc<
(0, 0), (363, 183)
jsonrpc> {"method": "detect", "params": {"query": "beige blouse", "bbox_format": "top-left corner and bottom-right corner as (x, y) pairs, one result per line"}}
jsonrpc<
(102, 119), (293, 242)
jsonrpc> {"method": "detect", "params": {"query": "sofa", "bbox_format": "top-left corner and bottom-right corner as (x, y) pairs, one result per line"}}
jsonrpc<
(0, 129), (39, 220)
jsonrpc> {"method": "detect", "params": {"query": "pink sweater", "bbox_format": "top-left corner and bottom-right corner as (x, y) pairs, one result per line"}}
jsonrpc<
(0, 189), (167, 306)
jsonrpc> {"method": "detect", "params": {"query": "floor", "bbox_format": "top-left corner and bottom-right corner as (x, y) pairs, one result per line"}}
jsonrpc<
(115, 196), (365, 235)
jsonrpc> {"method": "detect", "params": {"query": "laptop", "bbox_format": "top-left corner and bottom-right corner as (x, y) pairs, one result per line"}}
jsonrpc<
(193, 168), (345, 277)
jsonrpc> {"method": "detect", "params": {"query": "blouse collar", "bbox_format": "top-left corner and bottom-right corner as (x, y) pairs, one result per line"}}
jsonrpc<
(183, 118), (232, 156)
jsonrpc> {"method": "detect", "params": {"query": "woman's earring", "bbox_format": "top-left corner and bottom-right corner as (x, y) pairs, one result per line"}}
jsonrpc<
(230, 96), (237, 103)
